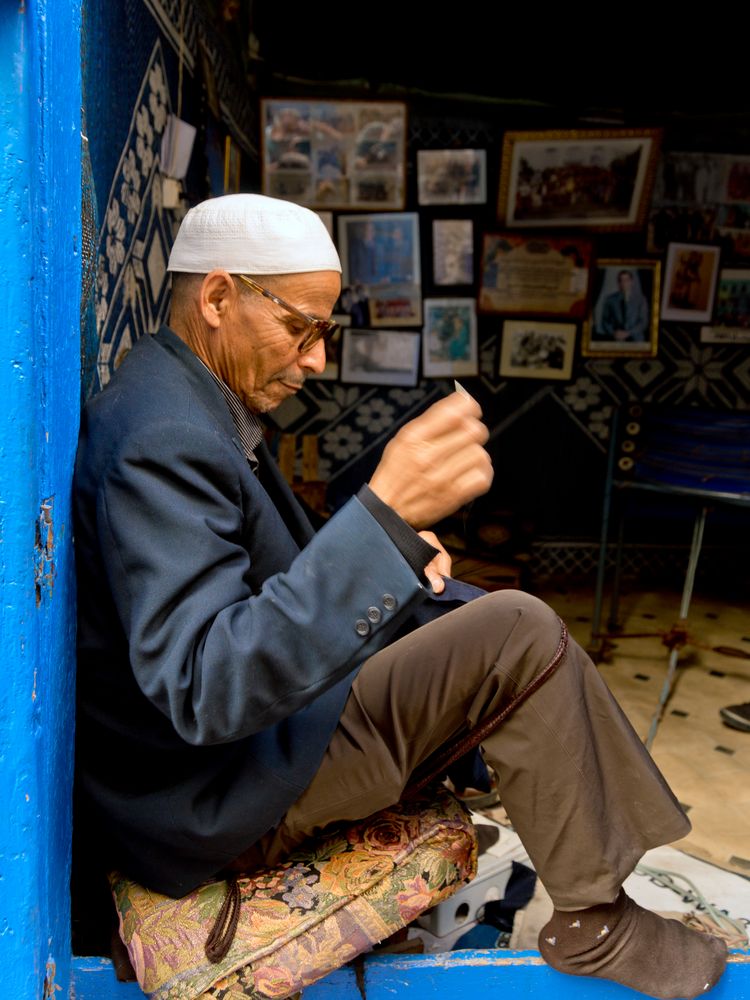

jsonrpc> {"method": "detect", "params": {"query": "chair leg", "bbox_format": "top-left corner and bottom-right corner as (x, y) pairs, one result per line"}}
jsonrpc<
(589, 475), (617, 663)
(645, 506), (708, 750)
(608, 514), (626, 634)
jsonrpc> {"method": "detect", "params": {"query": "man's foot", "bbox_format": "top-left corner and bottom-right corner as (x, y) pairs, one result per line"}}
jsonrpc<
(538, 890), (727, 999)
(720, 701), (750, 732)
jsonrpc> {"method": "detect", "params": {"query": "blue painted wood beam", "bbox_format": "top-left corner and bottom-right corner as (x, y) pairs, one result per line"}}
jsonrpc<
(0, 2), (81, 998)
(72, 950), (750, 1000)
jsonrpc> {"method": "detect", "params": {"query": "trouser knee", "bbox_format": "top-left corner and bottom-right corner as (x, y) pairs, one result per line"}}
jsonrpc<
(477, 589), (563, 688)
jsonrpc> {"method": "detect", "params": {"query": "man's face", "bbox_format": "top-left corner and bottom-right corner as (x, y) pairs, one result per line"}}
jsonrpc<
(618, 272), (633, 295)
(210, 270), (341, 413)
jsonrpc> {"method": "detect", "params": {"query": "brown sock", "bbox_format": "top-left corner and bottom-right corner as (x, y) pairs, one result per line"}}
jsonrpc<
(538, 890), (727, 999)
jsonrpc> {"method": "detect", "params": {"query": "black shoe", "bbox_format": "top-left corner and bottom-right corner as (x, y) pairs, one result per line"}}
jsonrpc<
(474, 823), (501, 855)
(719, 701), (750, 732)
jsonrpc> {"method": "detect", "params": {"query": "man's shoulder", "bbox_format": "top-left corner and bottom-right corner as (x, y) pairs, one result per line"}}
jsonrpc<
(87, 328), (216, 424)
(80, 328), (236, 465)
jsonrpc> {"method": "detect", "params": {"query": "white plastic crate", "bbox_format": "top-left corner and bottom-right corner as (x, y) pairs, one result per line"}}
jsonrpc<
(415, 849), (513, 938)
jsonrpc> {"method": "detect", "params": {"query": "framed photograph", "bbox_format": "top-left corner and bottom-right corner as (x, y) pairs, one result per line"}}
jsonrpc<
(417, 149), (486, 205)
(700, 268), (750, 342)
(660, 243), (721, 323)
(647, 151), (728, 253)
(582, 260), (660, 357)
(714, 203), (750, 261)
(499, 320), (576, 380)
(719, 156), (750, 204)
(498, 128), (662, 231)
(479, 232), (593, 318)
(261, 99), (407, 209)
(223, 135), (241, 194)
(647, 205), (717, 255)
(340, 328), (421, 387)
(422, 299), (478, 378)
(338, 213), (421, 326)
(651, 151), (727, 207)
(433, 220), (474, 285)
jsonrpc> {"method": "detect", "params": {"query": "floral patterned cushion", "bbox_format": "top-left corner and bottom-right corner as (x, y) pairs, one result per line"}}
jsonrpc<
(110, 786), (477, 1000)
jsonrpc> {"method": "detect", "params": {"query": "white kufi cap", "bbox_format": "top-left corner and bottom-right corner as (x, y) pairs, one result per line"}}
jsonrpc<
(167, 193), (341, 275)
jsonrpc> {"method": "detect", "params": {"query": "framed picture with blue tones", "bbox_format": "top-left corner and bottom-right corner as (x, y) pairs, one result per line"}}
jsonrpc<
(422, 298), (478, 378)
(338, 212), (422, 326)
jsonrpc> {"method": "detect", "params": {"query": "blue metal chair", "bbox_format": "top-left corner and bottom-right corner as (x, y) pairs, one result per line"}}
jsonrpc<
(589, 404), (750, 748)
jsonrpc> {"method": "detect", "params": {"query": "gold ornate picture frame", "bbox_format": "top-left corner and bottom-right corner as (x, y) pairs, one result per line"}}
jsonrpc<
(498, 128), (662, 231)
(583, 259), (661, 358)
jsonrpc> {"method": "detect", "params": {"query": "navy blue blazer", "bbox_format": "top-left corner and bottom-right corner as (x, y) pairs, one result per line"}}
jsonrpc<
(74, 327), (433, 896)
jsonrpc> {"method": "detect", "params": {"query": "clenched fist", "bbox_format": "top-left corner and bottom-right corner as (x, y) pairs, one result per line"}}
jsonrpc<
(368, 392), (493, 529)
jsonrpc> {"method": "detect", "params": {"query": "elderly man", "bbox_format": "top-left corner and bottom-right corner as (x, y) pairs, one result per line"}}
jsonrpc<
(74, 194), (726, 999)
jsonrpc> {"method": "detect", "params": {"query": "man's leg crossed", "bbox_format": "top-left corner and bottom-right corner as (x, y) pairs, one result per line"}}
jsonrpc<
(248, 589), (686, 887)
(239, 589), (726, 999)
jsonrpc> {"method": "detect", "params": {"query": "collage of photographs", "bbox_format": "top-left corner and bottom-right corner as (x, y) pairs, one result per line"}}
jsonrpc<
(260, 101), (750, 387)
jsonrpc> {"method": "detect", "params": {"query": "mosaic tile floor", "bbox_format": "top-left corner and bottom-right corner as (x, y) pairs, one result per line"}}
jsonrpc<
(535, 584), (750, 878)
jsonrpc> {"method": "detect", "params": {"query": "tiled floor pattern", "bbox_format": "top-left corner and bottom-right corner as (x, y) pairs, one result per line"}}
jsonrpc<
(535, 584), (750, 879)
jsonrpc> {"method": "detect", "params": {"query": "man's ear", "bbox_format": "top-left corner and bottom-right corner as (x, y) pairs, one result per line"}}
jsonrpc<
(200, 270), (236, 329)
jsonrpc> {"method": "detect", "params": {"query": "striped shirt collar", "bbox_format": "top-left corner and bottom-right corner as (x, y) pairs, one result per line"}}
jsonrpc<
(198, 359), (264, 470)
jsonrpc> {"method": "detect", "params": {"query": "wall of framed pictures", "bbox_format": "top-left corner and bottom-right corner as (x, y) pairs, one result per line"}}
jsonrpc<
(259, 103), (749, 581)
(82, 9), (750, 582)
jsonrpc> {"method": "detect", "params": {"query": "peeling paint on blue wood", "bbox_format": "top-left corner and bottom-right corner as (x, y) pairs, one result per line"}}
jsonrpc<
(70, 951), (750, 1000)
(0, 2), (81, 998)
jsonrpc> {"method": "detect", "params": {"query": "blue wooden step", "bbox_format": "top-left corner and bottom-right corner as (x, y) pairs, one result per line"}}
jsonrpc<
(72, 949), (750, 999)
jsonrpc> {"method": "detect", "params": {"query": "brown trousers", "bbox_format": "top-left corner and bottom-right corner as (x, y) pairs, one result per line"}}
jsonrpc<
(234, 591), (690, 910)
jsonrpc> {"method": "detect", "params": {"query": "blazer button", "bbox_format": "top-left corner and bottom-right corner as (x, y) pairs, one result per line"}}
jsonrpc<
(355, 619), (370, 637)
(367, 606), (382, 624)
(382, 594), (397, 611)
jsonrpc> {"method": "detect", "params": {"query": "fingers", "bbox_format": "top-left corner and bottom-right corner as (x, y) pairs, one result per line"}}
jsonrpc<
(418, 532), (452, 594)
(368, 392), (494, 528)
(405, 393), (486, 444)
(424, 564), (446, 594)
(394, 395), (489, 469)
(418, 531), (453, 577)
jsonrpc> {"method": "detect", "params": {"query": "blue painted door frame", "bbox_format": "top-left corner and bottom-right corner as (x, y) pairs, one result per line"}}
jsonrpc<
(0, 1), (81, 998)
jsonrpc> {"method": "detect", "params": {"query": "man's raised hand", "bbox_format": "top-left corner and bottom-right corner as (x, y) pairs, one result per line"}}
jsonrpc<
(368, 392), (494, 529)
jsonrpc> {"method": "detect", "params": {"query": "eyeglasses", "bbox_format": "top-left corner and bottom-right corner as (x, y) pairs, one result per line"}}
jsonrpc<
(236, 275), (339, 354)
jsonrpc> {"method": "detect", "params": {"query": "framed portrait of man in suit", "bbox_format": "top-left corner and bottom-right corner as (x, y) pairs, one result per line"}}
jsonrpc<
(582, 259), (661, 358)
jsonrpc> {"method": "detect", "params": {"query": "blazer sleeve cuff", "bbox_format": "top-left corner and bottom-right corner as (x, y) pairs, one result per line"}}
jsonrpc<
(357, 484), (439, 579)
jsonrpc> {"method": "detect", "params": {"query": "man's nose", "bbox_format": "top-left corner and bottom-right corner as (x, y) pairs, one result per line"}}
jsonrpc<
(298, 337), (327, 375)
